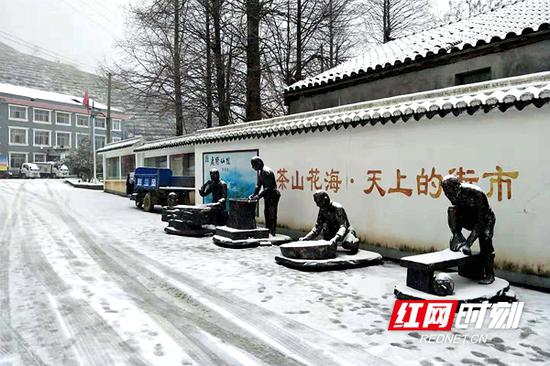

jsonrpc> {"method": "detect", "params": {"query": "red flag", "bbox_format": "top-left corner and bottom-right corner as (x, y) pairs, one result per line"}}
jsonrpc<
(82, 90), (90, 112)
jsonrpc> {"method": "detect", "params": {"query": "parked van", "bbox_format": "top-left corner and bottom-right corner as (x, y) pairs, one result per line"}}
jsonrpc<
(35, 161), (70, 178)
(21, 163), (40, 178)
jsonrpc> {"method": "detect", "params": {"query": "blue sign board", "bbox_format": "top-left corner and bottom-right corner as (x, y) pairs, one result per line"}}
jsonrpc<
(202, 149), (258, 204)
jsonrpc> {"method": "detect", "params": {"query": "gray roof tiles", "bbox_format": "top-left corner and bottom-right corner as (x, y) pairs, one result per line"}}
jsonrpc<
(286, 0), (550, 93)
(96, 136), (143, 154)
(135, 71), (550, 152)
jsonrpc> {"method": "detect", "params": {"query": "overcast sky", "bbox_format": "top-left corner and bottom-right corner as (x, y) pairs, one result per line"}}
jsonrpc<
(0, 0), (130, 73)
(0, 0), (449, 74)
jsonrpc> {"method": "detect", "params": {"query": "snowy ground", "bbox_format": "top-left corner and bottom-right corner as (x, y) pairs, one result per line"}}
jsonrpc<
(0, 179), (549, 366)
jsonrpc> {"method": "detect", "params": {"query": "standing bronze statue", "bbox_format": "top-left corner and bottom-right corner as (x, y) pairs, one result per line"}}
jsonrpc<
(199, 168), (228, 225)
(299, 190), (359, 254)
(249, 156), (280, 235)
(442, 175), (496, 285)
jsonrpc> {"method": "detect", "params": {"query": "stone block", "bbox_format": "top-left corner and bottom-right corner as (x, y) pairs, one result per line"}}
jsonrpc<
(279, 240), (337, 260)
(215, 225), (269, 240)
(227, 199), (257, 229)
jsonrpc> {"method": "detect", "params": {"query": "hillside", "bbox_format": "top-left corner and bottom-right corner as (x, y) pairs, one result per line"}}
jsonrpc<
(0, 41), (175, 140)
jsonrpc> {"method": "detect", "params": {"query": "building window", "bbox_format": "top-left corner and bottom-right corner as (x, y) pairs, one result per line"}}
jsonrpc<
(34, 153), (46, 163)
(455, 67), (492, 86)
(169, 153), (195, 176)
(9, 127), (28, 145)
(8, 105), (28, 121)
(111, 119), (121, 131)
(144, 155), (167, 168)
(56, 111), (71, 125)
(9, 152), (27, 169)
(106, 157), (120, 179)
(95, 135), (106, 149)
(76, 114), (89, 128)
(121, 155), (135, 178)
(34, 130), (51, 147)
(111, 136), (121, 143)
(95, 117), (106, 129)
(33, 108), (51, 124)
(56, 132), (71, 148)
(76, 133), (89, 148)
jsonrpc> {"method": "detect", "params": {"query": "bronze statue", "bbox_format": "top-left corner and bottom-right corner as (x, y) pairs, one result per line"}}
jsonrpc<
(199, 168), (228, 225)
(442, 175), (496, 285)
(299, 190), (359, 254)
(167, 192), (178, 208)
(249, 156), (280, 235)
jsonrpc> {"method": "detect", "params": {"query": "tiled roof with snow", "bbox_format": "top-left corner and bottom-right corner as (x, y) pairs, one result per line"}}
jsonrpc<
(96, 136), (143, 154)
(286, 0), (550, 94)
(135, 71), (550, 151)
(0, 83), (124, 112)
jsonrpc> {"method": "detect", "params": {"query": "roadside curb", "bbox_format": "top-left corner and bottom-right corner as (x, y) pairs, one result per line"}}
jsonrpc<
(64, 179), (103, 191)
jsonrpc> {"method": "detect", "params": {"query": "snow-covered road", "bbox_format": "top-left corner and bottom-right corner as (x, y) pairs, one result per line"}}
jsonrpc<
(0, 180), (548, 366)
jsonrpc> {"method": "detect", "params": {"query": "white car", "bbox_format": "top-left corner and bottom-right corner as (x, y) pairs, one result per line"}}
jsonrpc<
(21, 163), (41, 179)
(54, 164), (69, 178)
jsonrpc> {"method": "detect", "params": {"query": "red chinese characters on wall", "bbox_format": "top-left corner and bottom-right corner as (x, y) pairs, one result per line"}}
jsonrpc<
(276, 166), (519, 201)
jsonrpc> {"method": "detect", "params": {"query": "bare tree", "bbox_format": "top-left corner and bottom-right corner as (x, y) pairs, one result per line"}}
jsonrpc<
(442, 0), (511, 22)
(109, 0), (436, 137)
(246, 0), (262, 121)
(111, 0), (193, 135)
(360, 0), (433, 44)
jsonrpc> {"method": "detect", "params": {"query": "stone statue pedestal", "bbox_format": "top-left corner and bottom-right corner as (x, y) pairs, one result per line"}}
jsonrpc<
(163, 204), (218, 237)
(394, 272), (515, 303)
(212, 199), (291, 248)
(394, 249), (514, 303)
(275, 240), (382, 271)
(227, 199), (257, 229)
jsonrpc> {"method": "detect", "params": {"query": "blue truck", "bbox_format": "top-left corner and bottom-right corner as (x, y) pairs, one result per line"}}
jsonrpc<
(128, 167), (194, 212)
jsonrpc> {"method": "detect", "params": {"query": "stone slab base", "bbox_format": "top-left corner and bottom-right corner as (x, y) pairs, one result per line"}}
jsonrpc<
(275, 250), (383, 271)
(215, 226), (269, 240)
(164, 225), (215, 237)
(394, 273), (515, 303)
(280, 240), (336, 259)
(213, 234), (292, 249)
(266, 234), (293, 246)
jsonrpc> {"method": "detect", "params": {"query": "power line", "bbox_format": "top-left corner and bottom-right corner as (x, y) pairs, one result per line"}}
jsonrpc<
(0, 29), (97, 71)
(78, 0), (121, 27)
(55, 0), (119, 40)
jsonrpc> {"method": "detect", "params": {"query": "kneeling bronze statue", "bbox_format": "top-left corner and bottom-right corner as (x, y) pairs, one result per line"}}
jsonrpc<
(442, 175), (496, 285)
(299, 190), (359, 254)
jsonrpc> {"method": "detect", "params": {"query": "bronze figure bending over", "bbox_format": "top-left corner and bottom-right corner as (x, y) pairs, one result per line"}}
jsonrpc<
(442, 175), (496, 285)
(299, 190), (359, 255)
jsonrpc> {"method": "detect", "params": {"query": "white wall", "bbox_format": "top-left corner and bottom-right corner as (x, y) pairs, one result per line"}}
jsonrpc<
(195, 105), (550, 275)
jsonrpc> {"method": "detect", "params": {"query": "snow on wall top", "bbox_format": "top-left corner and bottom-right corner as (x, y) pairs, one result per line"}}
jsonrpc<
(135, 71), (550, 152)
(96, 136), (143, 154)
(285, 0), (550, 94)
(0, 82), (123, 112)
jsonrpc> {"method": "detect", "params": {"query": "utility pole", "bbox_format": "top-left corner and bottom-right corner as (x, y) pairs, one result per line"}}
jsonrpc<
(91, 100), (97, 182)
(106, 73), (112, 143)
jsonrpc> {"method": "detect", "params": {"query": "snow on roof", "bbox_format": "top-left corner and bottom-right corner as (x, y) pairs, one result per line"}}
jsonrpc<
(133, 134), (197, 152)
(96, 136), (143, 154)
(135, 71), (550, 151)
(286, 0), (550, 93)
(0, 83), (123, 112)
